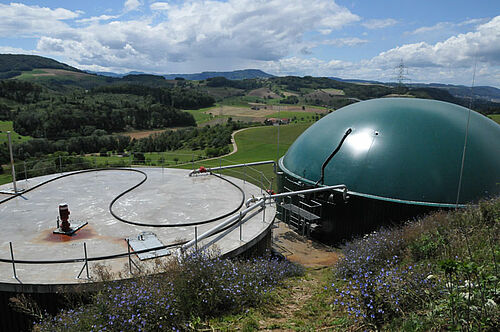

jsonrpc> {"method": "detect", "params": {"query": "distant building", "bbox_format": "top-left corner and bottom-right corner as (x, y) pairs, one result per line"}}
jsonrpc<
(265, 118), (289, 126)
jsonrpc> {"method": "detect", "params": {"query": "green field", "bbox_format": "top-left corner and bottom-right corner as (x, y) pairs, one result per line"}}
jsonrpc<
(183, 106), (218, 124)
(0, 121), (31, 143)
(0, 124), (310, 190)
(175, 123), (311, 190)
(266, 111), (320, 123)
(13, 69), (48, 79)
(489, 114), (500, 124)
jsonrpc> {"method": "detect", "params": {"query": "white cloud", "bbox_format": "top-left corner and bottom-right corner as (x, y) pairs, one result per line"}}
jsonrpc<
(458, 18), (487, 26)
(150, 2), (170, 11)
(124, 0), (141, 13)
(262, 57), (351, 77)
(28, 0), (359, 71)
(410, 22), (452, 35)
(323, 37), (368, 47)
(0, 3), (79, 37)
(270, 16), (500, 86)
(374, 15), (500, 69)
(0, 46), (36, 55)
(77, 15), (119, 23)
(362, 18), (397, 29)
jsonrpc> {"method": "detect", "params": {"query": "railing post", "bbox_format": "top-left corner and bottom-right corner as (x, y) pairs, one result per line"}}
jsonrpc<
(195, 226), (198, 252)
(239, 211), (243, 241)
(9, 242), (17, 280)
(262, 204), (266, 223)
(127, 239), (132, 275)
(260, 173), (263, 194)
(24, 161), (28, 182)
(243, 164), (246, 184)
(84, 242), (89, 279)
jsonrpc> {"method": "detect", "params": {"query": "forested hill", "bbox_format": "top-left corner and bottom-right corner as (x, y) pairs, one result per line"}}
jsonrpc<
(0, 54), (80, 79)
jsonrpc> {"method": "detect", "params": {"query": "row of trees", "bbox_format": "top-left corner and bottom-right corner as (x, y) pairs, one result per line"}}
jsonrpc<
(0, 80), (43, 103)
(130, 122), (246, 153)
(0, 122), (247, 164)
(92, 84), (215, 109)
(13, 97), (196, 139)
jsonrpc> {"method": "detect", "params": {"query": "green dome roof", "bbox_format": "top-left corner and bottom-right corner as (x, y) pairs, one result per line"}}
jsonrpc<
(280, 98), (500, 207)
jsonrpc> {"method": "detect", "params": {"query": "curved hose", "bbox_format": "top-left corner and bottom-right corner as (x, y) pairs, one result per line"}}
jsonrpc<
(109, 173), (245, 227)
(0, 168), (248, 265)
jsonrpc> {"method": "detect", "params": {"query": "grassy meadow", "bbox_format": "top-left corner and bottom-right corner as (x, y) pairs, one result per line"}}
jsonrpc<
(489, 113), (500, 124)
(0, 120), (31, 144)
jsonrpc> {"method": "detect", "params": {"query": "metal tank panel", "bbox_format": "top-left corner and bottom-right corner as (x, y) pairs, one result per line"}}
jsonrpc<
(280, 98), (500, 206)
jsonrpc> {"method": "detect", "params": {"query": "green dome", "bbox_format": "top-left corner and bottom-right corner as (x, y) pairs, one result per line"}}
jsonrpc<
(280, 98), (500, 207)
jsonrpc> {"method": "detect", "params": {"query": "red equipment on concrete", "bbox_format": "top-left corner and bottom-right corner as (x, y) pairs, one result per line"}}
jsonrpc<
(59, 203), (71, 232)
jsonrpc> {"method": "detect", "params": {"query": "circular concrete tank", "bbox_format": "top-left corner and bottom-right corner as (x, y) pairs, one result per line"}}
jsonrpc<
(278, 98), (500, 240)
(0, 168), (274, 330)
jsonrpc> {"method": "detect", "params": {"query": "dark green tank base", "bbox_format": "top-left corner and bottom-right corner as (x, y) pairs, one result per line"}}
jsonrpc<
(277, 173), (442, 244)
(309, 194), (440, 244)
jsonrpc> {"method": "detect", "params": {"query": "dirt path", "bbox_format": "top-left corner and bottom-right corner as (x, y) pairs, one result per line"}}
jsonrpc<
(272, 222), (340, 268)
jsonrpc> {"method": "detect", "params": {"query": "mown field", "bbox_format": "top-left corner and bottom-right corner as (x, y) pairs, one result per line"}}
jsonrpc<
(0, 123), (311, 189)
(0, 120), (31, 143)
(489, 113), (500, 124)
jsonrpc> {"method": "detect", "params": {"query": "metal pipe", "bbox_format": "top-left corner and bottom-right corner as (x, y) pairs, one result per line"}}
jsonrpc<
(189, 160), (276, 176)
(181, 185), (346, 252)
(265, 184), (347, 200)
(7, 132), (17, 194)
(182, 199), (265, 251)
(315, 128), (352, 186)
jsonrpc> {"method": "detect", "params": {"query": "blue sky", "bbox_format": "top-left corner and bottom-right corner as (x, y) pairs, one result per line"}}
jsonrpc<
(0, 1), (499, 87)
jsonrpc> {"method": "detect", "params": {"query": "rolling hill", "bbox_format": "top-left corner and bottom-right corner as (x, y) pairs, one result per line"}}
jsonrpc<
(0, 54), (81, 79)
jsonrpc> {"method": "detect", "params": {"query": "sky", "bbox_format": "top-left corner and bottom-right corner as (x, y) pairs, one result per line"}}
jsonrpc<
(0, 1), (499, 87)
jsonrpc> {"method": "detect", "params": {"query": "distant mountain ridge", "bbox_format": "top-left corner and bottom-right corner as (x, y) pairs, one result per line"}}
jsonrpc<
(90, 69), (273, 80)
(329, 77), (500, 102)
(163, 69), (274, 80)
(2, 54), (499, 101)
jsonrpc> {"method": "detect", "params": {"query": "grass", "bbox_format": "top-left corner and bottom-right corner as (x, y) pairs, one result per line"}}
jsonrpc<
(488, 114), (500, 124)
(13, 69), (48, 79)
(0, 120), (31, 143)
(0, 123), (312, 190)
(175, 123), (311, 190)
(205, 198), (500, 331)
(32, 251), (304, 331)
(183, 105), (218, 124)
(265, 111), (321, 122)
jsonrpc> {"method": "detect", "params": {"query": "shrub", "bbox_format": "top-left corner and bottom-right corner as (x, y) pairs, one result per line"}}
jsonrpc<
(331, 198), (500, 330)
(35, 251), (303, 331)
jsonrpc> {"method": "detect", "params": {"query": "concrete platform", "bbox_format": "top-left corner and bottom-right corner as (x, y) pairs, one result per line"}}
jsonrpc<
(0, 168), (275, 292)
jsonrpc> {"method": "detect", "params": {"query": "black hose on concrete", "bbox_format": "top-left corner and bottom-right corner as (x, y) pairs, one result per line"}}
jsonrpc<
(0, 168), (248, 265)
(109, 172), (245, 227)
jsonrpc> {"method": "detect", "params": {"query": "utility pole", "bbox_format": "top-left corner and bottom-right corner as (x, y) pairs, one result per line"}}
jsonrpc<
(7, 131), (17, 193)
(395, 59), (410, 94)
(276, 106), (280, 163)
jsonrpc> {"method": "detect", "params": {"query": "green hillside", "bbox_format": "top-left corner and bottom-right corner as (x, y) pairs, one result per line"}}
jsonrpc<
(0, 54), (80, 79)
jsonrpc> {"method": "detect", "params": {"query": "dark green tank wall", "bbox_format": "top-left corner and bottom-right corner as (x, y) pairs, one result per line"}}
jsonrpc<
(278, 173), (436, 243)
(278, 98), (500, 241)
(280, 98), (500, 206)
